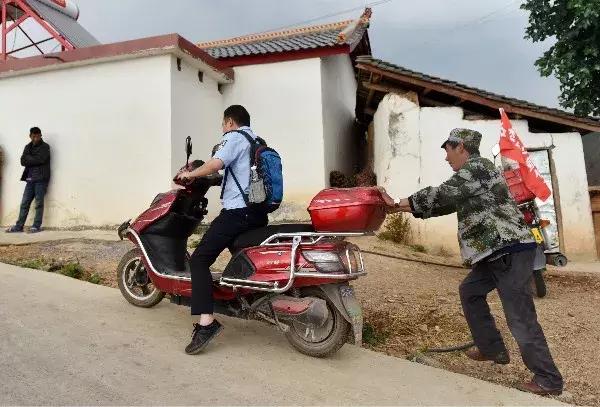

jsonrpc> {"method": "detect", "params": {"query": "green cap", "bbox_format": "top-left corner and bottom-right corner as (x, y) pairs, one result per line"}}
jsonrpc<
(441, 128), (482, 150)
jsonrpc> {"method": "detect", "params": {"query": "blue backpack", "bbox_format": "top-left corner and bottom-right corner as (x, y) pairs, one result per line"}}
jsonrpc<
(222, 130), (283, 213)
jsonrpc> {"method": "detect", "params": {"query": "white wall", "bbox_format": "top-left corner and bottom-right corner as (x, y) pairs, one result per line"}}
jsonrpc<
(0, 55), (173, 228)
(320, 54), (358, 178)
(0, 53), (359, 227)
(170, 56), (224, 218)
(374, 93), (597, 259)
(221, 58), (326, 220)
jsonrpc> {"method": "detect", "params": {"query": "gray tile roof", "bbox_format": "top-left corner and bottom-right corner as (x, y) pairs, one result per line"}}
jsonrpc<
(199, 19), (368, 59)
(356, 56), (600, 132)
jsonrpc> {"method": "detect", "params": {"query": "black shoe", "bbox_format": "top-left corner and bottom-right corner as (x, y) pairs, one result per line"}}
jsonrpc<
(5, 226), (23, 233)
(465, 347), (510, 365)
(185, 320), (223, 355)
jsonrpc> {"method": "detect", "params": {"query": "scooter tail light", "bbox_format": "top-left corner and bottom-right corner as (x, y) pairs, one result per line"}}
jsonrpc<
(301, 250), (346, 274)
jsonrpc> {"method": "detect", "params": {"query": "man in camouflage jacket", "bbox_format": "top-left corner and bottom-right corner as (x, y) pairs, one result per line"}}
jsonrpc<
(385, 128), (563, 395)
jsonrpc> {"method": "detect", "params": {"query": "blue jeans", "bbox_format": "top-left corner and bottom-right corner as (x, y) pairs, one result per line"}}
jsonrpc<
(16, 181), (48, 229)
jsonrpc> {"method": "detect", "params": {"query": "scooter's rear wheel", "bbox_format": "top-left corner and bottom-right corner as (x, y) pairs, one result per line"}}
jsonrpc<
(284, 287), (350, 358)
(117, 249), (165, 308)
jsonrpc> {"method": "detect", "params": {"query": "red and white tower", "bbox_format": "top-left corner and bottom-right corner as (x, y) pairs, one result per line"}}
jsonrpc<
(1, 0), (97, 61)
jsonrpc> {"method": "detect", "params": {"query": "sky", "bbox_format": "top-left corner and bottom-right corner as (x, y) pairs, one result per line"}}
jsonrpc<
(8, 0), (563, 109)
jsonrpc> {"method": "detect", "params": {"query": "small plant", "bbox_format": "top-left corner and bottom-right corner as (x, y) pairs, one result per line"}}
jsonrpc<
(362, 322), (390, 346)
(410, 244), (427, 253)
(378, 212), (412, 244)
(59, 263), (84, 279)
(87, 273), (103, 285)
(19, 258), (47, 270)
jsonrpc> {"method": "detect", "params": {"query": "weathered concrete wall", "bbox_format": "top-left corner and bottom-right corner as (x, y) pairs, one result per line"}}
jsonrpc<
(374, 93), (597, 260)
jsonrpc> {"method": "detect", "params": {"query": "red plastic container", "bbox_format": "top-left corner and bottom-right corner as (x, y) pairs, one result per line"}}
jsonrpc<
(308, 187), (387, 232)
(503, 168), (535, 204)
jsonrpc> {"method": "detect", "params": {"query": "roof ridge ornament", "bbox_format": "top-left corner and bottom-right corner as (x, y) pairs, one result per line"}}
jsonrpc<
(337, 8), (372, 44)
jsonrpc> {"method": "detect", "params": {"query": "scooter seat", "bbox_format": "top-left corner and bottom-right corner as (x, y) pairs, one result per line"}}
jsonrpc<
(230, 223), (315, 253)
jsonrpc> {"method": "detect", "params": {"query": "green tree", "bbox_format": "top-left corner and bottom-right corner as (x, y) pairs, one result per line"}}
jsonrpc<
(522, 0), (600, 116)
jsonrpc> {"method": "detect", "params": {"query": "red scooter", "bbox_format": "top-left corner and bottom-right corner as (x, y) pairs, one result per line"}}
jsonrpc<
(116, 137), (386, 357)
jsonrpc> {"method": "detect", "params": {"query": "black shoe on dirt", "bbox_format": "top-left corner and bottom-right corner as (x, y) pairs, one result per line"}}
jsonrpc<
(465, 347), (510, 365)
(5, 226), (23, 233)
(185, 321), (223, 355)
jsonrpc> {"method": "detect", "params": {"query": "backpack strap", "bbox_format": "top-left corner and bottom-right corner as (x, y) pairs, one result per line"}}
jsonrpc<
(219, 129), (256, 204)
(233, 129), (258, 166)
(220, 167), (250, 205)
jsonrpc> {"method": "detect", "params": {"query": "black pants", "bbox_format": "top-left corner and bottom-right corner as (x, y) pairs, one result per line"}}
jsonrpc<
(16, 181), (48, 229)
(190, 207), (268, 315)
(459, 249), (563, 390)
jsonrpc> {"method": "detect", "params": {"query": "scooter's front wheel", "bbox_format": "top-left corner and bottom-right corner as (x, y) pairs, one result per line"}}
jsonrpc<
(117, 249), (165, 308)
(285, 287), (350, 358)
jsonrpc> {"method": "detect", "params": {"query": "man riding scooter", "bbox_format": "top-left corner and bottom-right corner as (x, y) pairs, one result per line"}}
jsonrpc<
(176, 105), (269, 355)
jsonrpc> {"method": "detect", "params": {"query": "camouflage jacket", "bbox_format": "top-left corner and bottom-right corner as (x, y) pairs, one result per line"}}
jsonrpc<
(409, 154), (534, 266)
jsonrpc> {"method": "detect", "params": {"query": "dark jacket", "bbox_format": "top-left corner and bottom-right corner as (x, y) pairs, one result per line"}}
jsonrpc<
(20, 140), (51, 182)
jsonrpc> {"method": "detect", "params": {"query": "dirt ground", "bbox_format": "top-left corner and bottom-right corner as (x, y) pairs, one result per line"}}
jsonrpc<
(1, 236), (599, 405)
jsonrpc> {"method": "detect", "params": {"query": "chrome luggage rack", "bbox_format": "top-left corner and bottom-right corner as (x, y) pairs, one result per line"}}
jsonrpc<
(219, 231), (368, 293)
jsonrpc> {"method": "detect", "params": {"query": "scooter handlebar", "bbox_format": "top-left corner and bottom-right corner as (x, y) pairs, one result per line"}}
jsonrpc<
(173, 163), (223, 188)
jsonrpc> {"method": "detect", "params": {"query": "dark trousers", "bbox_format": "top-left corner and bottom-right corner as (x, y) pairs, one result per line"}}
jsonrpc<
(190, 207), (268, 315)
(16, 181), (48, 229)
(459, 249), (563, 390)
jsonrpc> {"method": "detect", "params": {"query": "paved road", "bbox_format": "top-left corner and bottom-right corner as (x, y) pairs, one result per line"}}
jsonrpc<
(0, 263), (562, 406)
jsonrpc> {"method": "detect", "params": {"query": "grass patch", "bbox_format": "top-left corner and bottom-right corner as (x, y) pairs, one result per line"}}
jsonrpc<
(362, 322), (390, 346)
(18, 258), (47, 270)
(17, 257), (103, 284)
(378, 212), (412, 245)
(87, 273), (103, 284)
(13, 257), (102, 284)
(58, 262), (84, 279)
(410, 244), (427, 253)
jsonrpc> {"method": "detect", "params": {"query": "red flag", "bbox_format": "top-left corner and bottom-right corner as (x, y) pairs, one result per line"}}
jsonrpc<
(499, 108), (551, 201)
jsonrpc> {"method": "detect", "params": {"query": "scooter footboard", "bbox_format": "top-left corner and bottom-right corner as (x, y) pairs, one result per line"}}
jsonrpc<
(318, 283), (363, 346)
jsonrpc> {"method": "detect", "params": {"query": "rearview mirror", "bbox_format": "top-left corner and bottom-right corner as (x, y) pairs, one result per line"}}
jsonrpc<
(185, 136), (193, 165)
(491, 143), (501, 158)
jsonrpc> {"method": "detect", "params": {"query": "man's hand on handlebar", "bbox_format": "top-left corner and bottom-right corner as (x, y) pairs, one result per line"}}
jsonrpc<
(176, 171), (194, 182)
(175, 158), (224, 185)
